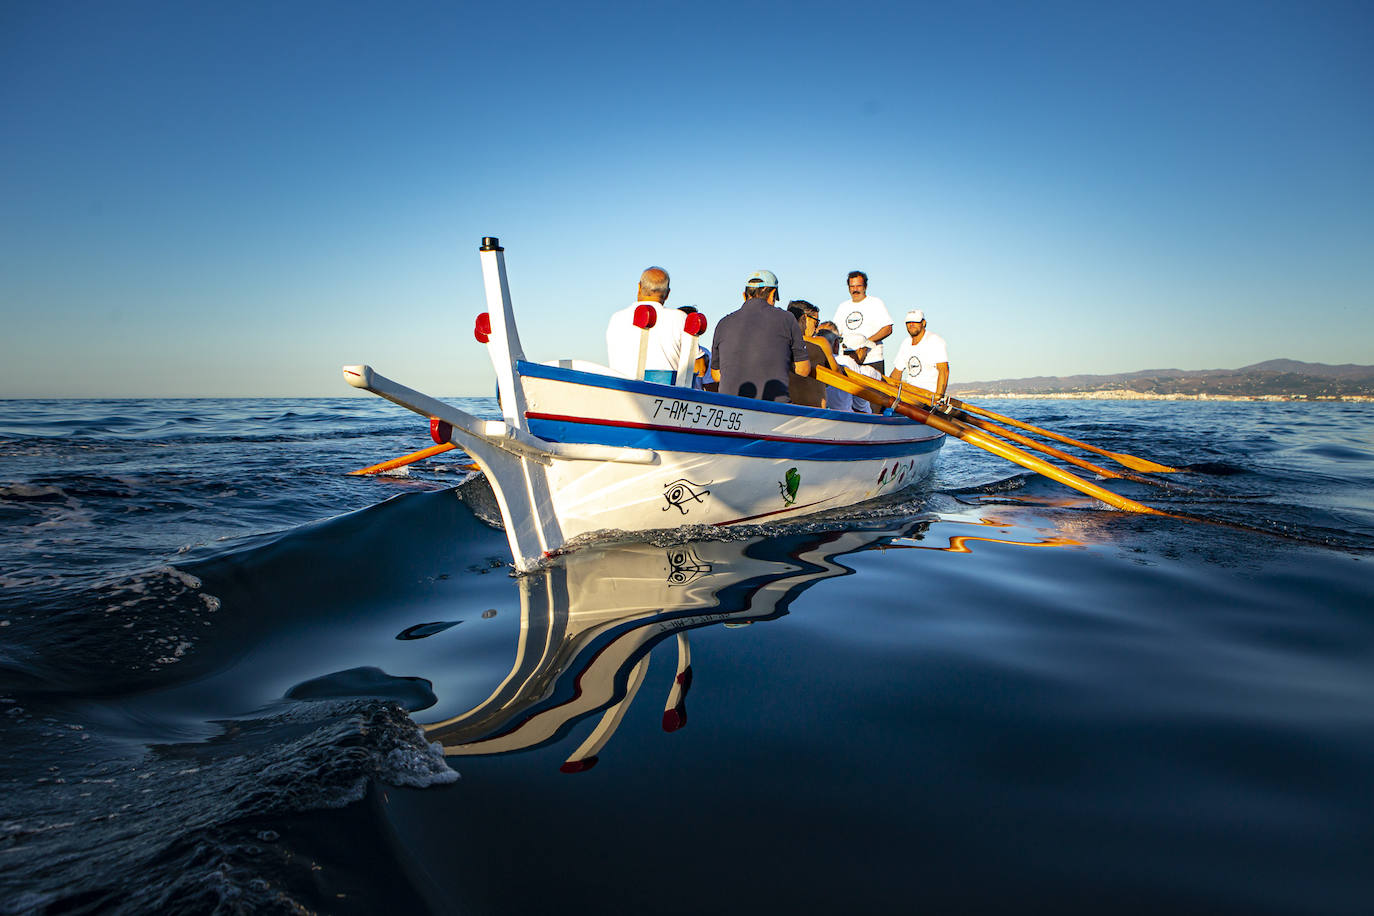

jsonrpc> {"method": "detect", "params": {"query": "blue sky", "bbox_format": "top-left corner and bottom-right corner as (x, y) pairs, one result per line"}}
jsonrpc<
(2, 0), (1371, 397)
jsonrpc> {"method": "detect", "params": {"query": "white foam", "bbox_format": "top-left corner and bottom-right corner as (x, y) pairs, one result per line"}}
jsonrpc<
(0, 483), (67, 500)
(378, 740), (461, 788)
(160, 566), (202, 589)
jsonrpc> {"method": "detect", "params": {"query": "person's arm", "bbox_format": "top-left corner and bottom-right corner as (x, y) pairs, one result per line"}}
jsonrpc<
(710, 327), (723, 383)
(868, 324), (893, 344)
(934, 362), (950, 406)
(786, 320), (811, 379)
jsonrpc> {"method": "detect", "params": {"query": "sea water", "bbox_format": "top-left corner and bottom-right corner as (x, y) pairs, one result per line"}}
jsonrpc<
(1, 397), (1371, 914)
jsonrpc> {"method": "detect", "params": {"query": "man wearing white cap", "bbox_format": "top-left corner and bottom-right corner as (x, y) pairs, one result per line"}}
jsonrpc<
(888, 310), (949, 408)
(832, 270), (893, 375)
(835, 332), (883, 413)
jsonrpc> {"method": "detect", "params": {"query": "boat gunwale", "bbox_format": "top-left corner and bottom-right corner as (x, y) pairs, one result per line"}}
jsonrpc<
(517, 360), (930, 429)
(525, 412), (944, 460)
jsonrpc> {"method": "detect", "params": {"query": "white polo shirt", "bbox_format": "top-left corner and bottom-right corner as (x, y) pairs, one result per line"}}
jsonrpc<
(605, 302), (690, 378)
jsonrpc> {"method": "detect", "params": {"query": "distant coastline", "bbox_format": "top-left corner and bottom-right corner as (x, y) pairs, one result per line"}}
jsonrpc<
(950, 358), (1374, 402)
(951, 390), (1374, 402)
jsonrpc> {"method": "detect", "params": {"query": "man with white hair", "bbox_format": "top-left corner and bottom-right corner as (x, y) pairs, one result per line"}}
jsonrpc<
(606, 266), (690, 384)
(888, 309), (949, 408)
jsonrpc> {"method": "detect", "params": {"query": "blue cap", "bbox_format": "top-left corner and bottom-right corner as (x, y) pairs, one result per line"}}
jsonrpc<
(745, 269), (778, 288)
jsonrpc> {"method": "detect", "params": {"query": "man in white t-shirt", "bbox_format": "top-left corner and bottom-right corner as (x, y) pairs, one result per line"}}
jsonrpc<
(605, 267), (690, 384)
(888, 309), (949, 408)
(832, 270), (893, 375)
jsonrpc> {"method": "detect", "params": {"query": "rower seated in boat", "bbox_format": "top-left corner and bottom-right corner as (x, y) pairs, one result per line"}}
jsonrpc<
(786, 301), (829, 408)
(836, 332), (883, 413)
(710, 270), (811, 402)
(887, 309), (950, 409)
(605, 266), (691, 384)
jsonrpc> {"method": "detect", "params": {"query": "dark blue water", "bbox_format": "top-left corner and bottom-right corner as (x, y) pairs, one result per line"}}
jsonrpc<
(2, 397), (1371, 914)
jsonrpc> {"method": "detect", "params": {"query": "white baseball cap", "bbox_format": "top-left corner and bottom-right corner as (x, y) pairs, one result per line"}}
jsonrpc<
(841, 332), (873, 352)
(905, 309), (925, 323)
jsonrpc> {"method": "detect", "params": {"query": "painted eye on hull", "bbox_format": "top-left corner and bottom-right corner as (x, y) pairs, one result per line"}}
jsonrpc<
(663, 478), (711, 514)
(666, 547), (712, 585)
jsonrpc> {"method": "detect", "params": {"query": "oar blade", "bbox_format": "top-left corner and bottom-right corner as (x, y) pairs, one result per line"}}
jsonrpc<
(349, 442), (457, 476)
(1106, 452), (1181, 474)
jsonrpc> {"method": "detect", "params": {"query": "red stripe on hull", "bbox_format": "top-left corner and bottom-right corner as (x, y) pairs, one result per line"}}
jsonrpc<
(525, 412), (931, 448)
(714, 498), (832, 526)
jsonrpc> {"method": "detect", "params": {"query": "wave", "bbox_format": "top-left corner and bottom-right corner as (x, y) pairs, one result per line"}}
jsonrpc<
(0, 699), (455, 915)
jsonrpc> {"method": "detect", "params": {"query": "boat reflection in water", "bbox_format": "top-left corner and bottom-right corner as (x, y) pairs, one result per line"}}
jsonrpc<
(422, 525), (906, 770)
(888, 511), (1083, 554)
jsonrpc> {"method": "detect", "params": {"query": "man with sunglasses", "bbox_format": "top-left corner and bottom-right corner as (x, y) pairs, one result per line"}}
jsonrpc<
(888, 309), (949, 409)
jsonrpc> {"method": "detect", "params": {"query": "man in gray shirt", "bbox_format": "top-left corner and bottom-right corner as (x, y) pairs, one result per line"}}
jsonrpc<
(711, 270), (812, 402)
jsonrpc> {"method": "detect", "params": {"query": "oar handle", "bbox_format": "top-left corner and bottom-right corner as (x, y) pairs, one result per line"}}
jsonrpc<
(632, 304), (657, 381)
(676, 312), (709, 387)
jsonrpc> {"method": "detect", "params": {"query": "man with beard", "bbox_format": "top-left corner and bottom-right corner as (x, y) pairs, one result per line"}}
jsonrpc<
(832, 270), (893, 376)
(888, 309), (950, 408)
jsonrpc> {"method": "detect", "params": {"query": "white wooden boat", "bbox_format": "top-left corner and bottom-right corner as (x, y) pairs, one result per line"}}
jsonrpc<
(343, 238), (944, 571)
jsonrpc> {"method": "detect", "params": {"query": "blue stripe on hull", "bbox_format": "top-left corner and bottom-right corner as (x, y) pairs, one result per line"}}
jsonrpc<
(517, 360), (916, 427)
(525, 418), (944, 461)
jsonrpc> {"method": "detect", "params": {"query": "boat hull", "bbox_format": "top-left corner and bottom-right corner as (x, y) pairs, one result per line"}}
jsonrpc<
(448, 360), (943, 568)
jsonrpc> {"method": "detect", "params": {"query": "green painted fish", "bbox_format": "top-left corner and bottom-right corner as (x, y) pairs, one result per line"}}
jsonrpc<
(779, 467), (800, 506)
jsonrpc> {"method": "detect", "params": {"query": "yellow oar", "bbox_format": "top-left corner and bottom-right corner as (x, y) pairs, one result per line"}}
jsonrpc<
(350, 443), (478, 476)
(854, 372), (1180, 491)
(887, 381), (1180, 474)
(816, 366), (1165, 515)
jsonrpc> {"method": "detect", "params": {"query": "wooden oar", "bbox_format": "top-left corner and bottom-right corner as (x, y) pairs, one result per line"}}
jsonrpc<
(349, 443), (480, 476)
(885, 381), (1180, 474)
(853, 372), (1181, 492)
(815, 366), (1165, 515)
(828, 370), (1344, 544)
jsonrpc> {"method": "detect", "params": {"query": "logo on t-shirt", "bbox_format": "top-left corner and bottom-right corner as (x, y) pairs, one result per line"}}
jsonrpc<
(845, 311), (863, 330)
(906, 356), (923, 379)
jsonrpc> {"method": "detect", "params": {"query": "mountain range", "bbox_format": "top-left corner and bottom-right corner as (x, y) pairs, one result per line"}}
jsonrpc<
(950, 359), (1374, 398)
